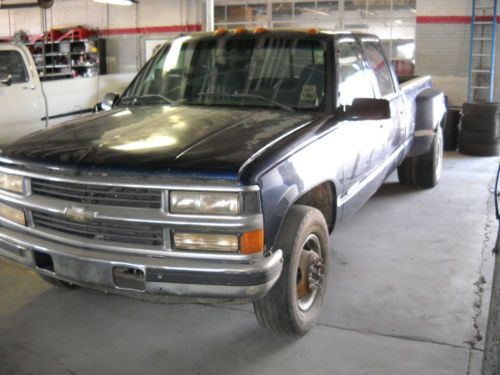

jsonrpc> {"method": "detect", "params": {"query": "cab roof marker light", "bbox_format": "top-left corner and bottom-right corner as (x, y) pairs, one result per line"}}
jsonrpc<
(254, 27), (267, 34)
(214, 28), (227, 36)
(234, 28), (247, 35)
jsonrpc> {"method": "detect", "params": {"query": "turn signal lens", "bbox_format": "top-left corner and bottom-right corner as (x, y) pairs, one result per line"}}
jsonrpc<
(173, 232), (239, 252)
(0, 202), (26, 226)
(240, 229), (264, 254)
(0, 172), (23, 194)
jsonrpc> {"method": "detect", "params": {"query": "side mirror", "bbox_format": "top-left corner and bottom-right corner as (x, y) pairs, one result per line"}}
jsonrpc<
(343, 98), (391, 121)
(0, 74), (12, 87)
(101, 92), (119, 111)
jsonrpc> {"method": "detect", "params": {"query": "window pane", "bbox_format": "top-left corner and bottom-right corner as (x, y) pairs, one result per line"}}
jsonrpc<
(227, 5), (247, 23)
(247, 3), (267, 23)
(363, 41), (395, 97)
(337, 41), (375, 106)
(0, 51), (28, 84)
(272, 3), (293, 20)
(214, 5), (226, 23)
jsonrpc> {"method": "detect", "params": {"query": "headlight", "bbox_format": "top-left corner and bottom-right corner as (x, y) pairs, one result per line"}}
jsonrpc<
(0, 172), (24, 194)
(170, 191), (240, 215)
(0, 202), (26, 226)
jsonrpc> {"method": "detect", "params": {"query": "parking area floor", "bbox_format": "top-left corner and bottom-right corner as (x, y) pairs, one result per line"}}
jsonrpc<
(0, 152), (497, 375)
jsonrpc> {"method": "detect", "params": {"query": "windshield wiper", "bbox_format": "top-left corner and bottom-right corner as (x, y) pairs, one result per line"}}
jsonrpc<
(121, 94), (175, 106)
(197, 92), (294, 112)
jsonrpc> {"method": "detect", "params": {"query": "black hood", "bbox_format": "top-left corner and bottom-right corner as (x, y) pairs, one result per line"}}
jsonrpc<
(0, 105), (319, 175)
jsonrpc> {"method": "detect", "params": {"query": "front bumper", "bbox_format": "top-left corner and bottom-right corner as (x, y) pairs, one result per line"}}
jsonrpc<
(0, 226), (283, 303)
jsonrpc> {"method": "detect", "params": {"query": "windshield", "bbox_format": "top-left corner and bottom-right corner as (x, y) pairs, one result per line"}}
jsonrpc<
(122, 34), (327, 111)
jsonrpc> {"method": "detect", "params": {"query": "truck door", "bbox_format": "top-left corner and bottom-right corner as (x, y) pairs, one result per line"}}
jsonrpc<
(335, 37), (385, 209)
(0, 46), (45, 144)
(361, 39), (404, 162)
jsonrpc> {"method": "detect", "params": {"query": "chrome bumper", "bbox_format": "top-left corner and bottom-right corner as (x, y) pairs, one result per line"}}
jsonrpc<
(0, 226), (283, 303)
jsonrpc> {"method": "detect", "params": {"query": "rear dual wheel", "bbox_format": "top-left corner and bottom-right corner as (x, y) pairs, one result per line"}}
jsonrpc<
(397, 125), (443, 188)
(253, 205), (330, 336)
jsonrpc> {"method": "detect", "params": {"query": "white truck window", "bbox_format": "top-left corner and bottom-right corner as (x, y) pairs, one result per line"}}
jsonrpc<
(0, 51), (28, 84)
(337, 41), (375, 107)
(362, 41), (396, 97)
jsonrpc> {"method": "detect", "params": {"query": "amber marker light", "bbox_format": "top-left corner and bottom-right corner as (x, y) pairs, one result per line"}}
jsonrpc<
(240, 229), (264, 255)
(234, 28), (247, 35)
(307, 28), (318, 35)
(254, 27), (267, 34)
(214, 28), (227, 36)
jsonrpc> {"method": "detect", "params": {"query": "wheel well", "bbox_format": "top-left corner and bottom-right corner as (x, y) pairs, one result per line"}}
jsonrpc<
(295, 181), (337, 233)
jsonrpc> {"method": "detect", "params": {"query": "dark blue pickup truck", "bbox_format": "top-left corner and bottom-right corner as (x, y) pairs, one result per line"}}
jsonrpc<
(0, 29), (446, 335)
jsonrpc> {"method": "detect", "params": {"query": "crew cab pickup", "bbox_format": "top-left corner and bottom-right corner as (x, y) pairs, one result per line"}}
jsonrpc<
(0, 30), (446, 335)
(0, 43), (134, 143)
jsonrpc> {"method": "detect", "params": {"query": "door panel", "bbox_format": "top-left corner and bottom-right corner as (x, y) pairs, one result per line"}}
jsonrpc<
(0, 49), (44, 144)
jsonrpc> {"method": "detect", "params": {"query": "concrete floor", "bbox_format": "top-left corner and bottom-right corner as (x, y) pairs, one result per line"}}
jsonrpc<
(0, 152), (497, 375)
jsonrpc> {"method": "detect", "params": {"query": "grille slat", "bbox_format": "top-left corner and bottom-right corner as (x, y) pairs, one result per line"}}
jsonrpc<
(31, 179), (163, 209)
(32, 211), (164, 247)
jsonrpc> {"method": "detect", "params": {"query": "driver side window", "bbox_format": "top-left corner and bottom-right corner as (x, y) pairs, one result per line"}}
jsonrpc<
(337, 40), (375, 107)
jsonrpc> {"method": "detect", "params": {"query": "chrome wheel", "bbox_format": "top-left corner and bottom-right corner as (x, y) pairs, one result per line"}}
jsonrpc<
(296, 233), (325, 312)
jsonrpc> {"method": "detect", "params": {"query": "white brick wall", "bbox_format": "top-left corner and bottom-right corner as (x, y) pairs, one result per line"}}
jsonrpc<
(415, 0), (500, 104)
(0, 0), (202, 38)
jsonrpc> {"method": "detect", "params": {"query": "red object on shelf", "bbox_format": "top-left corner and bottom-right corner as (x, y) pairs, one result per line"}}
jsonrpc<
(31, 29), (63, 44)
(57, 27), (94, 42)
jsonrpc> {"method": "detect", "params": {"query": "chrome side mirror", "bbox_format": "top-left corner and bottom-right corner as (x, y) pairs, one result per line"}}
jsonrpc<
(0, 74), (12, 87)
(101, 93), (119, 111)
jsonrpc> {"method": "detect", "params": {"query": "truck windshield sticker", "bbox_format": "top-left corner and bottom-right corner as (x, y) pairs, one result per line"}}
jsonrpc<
(300, 84), (318, 104)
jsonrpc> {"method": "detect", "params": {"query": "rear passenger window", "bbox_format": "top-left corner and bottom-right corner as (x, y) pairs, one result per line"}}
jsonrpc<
(0, 50), (28, 84)
(362, 41), (395, 97)
(337, 40), (375, 107)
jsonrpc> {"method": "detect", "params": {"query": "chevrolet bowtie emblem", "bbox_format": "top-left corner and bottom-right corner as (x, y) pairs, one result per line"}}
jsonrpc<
(63, 206), (98, 223)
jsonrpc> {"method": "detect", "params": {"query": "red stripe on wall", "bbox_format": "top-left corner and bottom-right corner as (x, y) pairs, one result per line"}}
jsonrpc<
(417, 15), (500, 24)
(100, 24), (202, 36)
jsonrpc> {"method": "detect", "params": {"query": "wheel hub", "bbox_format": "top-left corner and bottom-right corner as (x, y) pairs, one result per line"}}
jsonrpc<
(296, 234), (324, 312)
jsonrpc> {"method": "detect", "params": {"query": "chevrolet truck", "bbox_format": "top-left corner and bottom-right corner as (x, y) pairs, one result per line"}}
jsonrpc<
(0, 29), (446, 336)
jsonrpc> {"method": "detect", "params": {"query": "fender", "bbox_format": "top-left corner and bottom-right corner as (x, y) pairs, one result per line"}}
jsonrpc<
(407, 88), (447, 157)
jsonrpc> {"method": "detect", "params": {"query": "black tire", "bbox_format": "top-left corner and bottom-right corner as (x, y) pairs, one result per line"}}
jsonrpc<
(443, 109), (460, 151)
(458, 140), (500, 157)
(397, 157), (415, 185)
(460, 129), (497, 144)
(461, 114), (499, 133)
(38, 273), (80, 289)
(397, 126), (443, 188)
(462, 102), (499, 118)
(253, 205), (330, 336)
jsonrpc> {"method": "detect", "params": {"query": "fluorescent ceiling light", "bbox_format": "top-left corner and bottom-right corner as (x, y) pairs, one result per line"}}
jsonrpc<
(94, 0), (137, 6)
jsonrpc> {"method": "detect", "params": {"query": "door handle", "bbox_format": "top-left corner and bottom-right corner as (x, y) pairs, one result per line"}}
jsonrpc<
(22, 85), (36, 90)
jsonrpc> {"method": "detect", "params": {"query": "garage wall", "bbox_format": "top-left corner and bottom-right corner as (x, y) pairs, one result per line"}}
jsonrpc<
(415, 0), (500, 106)
(0, 0), (203, 73)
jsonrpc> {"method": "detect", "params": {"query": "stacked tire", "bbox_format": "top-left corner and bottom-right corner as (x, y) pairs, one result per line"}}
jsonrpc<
(443, 107), (461, 151)
(459, 102), (500, 156)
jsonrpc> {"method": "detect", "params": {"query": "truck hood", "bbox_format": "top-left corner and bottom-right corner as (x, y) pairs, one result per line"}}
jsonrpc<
(0, 105), (318, 175)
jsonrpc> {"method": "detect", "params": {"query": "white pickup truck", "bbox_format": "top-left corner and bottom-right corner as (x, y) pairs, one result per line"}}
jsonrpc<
(0, 43), (135, 143)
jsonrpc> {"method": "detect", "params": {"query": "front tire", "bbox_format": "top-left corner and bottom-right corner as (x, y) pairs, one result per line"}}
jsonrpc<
(253, 205), (330, 336)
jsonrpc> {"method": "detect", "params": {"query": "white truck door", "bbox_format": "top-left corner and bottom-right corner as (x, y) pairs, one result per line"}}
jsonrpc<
(0, 44), (46, 145)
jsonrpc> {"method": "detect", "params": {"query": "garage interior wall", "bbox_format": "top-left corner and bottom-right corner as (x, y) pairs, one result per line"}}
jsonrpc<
(416, 0), (499, 106)
(0, 0), (202, 73)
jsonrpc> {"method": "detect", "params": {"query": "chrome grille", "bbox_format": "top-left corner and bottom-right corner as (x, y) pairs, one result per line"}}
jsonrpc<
(30, 179), (163, 209)
(32, 211), (164, 247)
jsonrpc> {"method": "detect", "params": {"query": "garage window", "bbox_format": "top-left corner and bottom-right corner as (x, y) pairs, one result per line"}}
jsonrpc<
(0, 51), (29, 84)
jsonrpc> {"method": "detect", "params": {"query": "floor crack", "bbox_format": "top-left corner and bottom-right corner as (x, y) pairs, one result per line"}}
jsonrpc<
(466, 179), (496, 374)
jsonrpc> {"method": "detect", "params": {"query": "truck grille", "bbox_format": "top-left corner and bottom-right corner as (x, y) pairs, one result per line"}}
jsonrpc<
(30, 179), (163, 209)
(32, 211), (164, 247)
